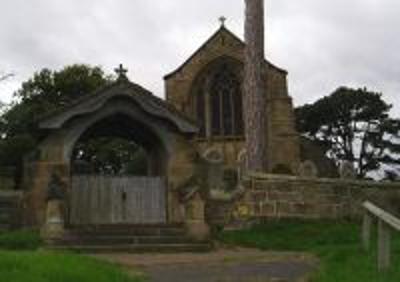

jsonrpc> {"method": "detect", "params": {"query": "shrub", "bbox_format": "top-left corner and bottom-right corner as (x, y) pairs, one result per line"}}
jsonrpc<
(0, 230), (42, 250)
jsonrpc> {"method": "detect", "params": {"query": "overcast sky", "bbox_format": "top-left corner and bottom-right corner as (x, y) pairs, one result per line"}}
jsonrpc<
(0, 0), (399, 115)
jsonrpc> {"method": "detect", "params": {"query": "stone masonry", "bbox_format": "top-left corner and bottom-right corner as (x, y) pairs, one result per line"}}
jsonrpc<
(206, 173), (400, 226)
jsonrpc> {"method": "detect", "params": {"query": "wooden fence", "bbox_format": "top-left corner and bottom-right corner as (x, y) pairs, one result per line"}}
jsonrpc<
(362, 201), (400, 271)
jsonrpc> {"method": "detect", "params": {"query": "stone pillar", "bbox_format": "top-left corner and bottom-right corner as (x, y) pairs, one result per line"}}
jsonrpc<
(24, 162), (69, 227)
(40, 173), (67, 242)
(167, 136), (198, 224)
(41, 199), (65, 242)
(185, 192), (210, 241)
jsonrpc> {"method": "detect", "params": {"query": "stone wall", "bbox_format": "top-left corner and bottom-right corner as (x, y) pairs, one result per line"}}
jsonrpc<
(0, 190), (23, 230)
(0, 168), (16, 190)
(206, 173), (400, 225)
(206, 198), (235, 227)
(0, 176), (15, 191)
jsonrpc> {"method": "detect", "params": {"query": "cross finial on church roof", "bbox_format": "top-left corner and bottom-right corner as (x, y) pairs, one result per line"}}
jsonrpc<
(219, 16), (227, 27)
(114, 64), (128, 81)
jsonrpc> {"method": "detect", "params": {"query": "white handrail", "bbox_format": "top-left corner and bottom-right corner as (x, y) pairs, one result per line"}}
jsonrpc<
(362, 201), (400, 272)
(363, 202), (400, 232)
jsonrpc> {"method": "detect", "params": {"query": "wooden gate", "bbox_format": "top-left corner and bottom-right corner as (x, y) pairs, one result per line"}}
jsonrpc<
(70, 175), (167, 225)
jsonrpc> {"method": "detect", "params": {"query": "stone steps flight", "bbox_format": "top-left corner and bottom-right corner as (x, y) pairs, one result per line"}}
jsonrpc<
(50, 224), (213, 253)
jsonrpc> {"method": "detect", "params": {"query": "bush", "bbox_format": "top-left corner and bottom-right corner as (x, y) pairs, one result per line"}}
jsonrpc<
(0, 230), (42, 250)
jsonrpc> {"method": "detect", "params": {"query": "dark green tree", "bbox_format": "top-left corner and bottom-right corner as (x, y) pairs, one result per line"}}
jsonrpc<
(296, 87), (400, 179)
(0, 65), (140, 185)
(1, 64), (149, 183)
(72, 137), (148, 176)
(1, 65), (111, 140)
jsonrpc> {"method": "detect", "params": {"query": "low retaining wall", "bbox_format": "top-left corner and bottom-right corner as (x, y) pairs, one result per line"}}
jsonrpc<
(0, 176), (15, 190)
(206, 173), (400, 225)
(0, 168), (16, 190)
(0, 190), (23, 230)
(206, 199), (235, 227)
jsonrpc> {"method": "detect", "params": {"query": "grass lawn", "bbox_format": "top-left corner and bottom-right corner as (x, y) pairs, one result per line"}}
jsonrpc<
(218, 220), (400, 282)
(0, 230), (42, 250)
(0, 251), (144, 282)
(0, 231), (144, 282)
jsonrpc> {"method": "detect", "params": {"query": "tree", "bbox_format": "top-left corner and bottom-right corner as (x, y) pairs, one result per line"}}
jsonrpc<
(243, 0), (267, 172)
(0, 64), (151, 184)
(72, 137), (148, 176)
(0, 65), (113, 184)
(296, 87), (400, 179)
(0, 101), (6, 113)
(1, 65), (111, 140)
(0, 73), (14, 82)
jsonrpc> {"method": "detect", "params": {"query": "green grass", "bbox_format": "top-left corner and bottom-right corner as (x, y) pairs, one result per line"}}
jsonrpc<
(0, 250), (144, 282)
(0, 230), (42, 250)
(0, 231), (144, 282)
(218, 220), (400, 282)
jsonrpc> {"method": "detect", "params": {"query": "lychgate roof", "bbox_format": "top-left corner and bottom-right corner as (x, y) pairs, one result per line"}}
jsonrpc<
(39, 79), (198, 134)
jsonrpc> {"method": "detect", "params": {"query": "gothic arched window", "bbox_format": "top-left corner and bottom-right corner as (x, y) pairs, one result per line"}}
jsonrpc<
(195, 60), (244, 138)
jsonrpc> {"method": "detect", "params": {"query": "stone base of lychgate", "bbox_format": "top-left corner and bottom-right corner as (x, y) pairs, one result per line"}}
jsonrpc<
(23, 161), (69, 227)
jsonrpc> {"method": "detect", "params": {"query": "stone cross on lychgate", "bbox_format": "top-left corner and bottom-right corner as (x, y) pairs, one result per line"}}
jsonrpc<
(219, 16), (227, 27)
(114, 64), (128, 81)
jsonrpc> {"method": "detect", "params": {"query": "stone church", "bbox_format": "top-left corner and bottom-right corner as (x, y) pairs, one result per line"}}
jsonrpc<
(164, 24), (335, 176)
(23, 23), (336, 247)
(165, 24), (299, 174)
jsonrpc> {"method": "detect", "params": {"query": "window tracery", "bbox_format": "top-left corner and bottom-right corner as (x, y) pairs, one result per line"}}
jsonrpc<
(196, 61), (244, 138)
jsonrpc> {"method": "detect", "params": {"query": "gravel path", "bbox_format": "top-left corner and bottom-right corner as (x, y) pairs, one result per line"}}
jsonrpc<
(94, 248), (317, 282)
(144, 261), (314, 282)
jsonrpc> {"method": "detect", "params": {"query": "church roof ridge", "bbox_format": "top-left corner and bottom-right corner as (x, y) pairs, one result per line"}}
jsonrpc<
(164, 25), (287, 80)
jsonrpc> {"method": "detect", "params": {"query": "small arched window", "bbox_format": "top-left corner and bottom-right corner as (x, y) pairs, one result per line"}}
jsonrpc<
(195, 60), (244, 138)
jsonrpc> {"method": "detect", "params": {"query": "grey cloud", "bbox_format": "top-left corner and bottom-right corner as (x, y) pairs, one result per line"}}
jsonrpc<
(0, 0), (399, 116)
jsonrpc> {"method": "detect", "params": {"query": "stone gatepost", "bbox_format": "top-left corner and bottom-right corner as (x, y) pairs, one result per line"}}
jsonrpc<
(24, 161), (69, 227)
(185, 192), (210, 241)
(41, 173), (66, 243)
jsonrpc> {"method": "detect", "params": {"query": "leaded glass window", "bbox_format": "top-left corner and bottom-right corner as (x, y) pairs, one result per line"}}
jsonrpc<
(195, 61), (244, 138)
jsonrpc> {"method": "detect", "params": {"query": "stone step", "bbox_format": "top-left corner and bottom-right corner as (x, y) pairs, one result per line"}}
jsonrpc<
(69, 223), (184, 230)
(68, 225), (186, 237)
(0, 223), (10, 232)
(0, 206), (16, 212)
(51, 224), (212, 253)
(57, 235), (200, 245)
(0, 194), (20, 200)
(0, 207), (15, 213)
(0, 201), (17, 209)
(49, 243), (213, 254)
